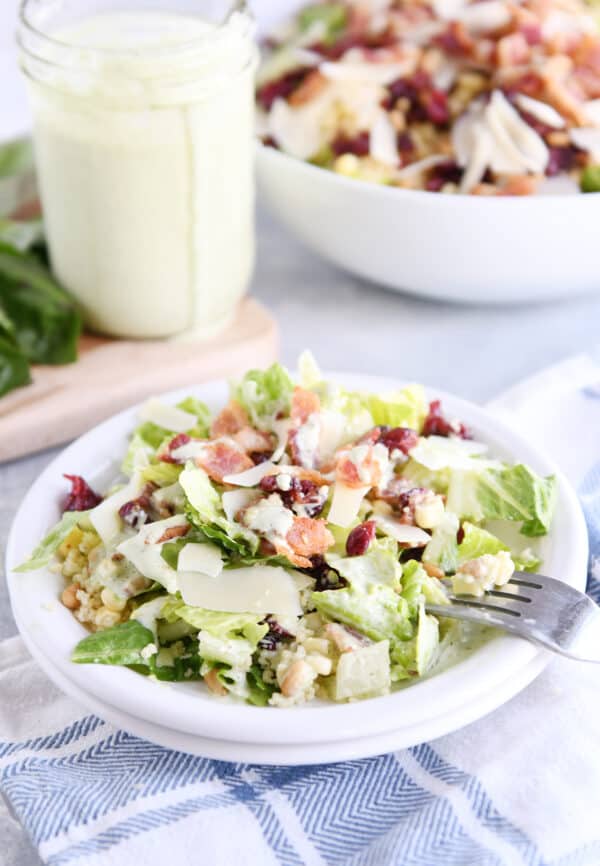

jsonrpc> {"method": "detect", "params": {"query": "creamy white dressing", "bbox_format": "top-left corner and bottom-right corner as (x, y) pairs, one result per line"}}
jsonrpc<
(20, 8), (256, 338)
(243, 493), (294, 540)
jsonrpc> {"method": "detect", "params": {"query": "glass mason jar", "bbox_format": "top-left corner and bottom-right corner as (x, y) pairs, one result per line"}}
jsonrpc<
(18, 0), (257, 339)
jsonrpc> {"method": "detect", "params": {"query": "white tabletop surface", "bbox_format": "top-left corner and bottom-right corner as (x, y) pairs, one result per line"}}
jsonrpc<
(2, 2), (600, 863)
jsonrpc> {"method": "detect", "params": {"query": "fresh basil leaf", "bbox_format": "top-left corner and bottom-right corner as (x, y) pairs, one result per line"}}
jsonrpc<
(72, 620), (154, 666)
(0, 332), (31, 397)
(0, 248), (81, 364)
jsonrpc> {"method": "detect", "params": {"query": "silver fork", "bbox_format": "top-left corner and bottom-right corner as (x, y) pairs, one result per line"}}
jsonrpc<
(426, 573), (600, 662)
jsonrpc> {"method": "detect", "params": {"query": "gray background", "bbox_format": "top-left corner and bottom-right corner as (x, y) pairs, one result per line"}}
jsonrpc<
(2, 0), (600, 861)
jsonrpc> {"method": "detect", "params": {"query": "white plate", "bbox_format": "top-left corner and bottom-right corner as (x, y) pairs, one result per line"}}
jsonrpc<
(6, 373), (589, 761)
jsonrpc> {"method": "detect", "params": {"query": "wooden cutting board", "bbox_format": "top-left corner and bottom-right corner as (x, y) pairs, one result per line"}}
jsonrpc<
(0, 298), (279, 464)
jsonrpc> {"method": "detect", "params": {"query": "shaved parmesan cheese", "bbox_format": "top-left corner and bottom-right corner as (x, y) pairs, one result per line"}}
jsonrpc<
(177, 566), (303, 617)
(117, 514), (189, 593)
(222, 488), (259, 522)
(269, 95), (331, 161)
(177, 542), (223, 578)
(272, 418), (293, 463)
(395, 154), (449, 180)
(223, 460), (277, 487)
(328, 482), (370, 527)
(514, 94), (565, 130)
(583, 99), (600, 127)
(570, 127), (600, 160)
(138, 398), (197, 433)
(373, 515), (431, 547)
(318, 410), (347, 463)
(89, 474), (145, 544)
(170, 441), (208, 462)
(370, 111), (399, 167)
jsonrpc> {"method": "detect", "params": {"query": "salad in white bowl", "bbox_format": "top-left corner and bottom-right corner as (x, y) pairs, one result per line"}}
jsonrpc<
(16, 355), (557, 708)
(257, 0), (600, 195)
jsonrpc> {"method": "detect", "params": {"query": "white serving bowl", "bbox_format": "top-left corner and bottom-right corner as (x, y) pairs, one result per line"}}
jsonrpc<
(257, 144), (600, 304)
(6, 372), (589, 764)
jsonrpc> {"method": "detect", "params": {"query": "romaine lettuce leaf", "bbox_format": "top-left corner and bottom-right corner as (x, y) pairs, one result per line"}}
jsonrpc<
(231, 362), (294, 427)
(457, 522), (508, 564)
(14, 510), (93, 572)
(313, 582), (413, 643)
(447, 464), (557, 537)
(362, 384), (428, 432)
(180, 464), (259, 557)
(422, 513), (459, 574)
(161, 600), (268, 647)
(327, 537), (402, 591)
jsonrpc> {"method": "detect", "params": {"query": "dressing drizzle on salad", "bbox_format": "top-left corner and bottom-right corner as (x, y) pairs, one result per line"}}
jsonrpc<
(17, 354), (557, 707)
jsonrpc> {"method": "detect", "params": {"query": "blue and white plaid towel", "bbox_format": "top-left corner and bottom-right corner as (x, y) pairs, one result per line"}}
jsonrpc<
(2, 353), (600, 866)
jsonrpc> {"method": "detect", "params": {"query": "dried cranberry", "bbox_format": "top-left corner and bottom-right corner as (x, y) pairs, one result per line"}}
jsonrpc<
(425, 160), (463, 193)
(457, 525), (465, 544)
(250, 451), (272, 465)
(422, 400), (470, 439)
(259, 475), (279, 494)
(258, 615), (295, 651)
(256, 68), (310, 111)
(379, 427), (419, 455)
(346, 520), (377, 556)
(161, 433), (191, 463)
(546, 146), (577, 177)
(331, 131), (370, 157)
(426, 176), (446, 192)
(118, 485), (156, 529)
(310, 555), (345, 591)
(422, 89), (450, 125)
(63, 475), (103, 512)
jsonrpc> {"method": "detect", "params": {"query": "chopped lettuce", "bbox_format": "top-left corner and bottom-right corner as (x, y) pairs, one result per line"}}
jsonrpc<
(401, 560), (450, 612)
(422, 513), (459, 574)
(362, 385), (428, 432)
(327, 537), (402, 590)
(298, 3), (348, 44)
(457, 522), (508, 564)
(447, 464), (557, 536)
(162, 600), (268, 647)
(333, 640), (391, 701)
(231, 362), (294, 427)
(313, 581), (413, 643)
(141, 462), (182, 487)
(15, 510), (93, 572)
(246, 664), (275, 707)
(415, 604), (439, 675)
(180, 464), (259, 557)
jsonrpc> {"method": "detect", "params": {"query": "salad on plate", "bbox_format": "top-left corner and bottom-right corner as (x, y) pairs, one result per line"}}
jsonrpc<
(16, 356), (557, 707)
(257, 0), (600, 195)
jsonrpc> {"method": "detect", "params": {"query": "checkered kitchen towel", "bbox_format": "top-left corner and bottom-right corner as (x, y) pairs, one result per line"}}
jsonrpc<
(1, 352), (599, 866)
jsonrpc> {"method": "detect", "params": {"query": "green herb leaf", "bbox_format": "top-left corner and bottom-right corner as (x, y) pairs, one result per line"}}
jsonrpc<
(0, 248), (81, 365)
(72, 620), (154, 666)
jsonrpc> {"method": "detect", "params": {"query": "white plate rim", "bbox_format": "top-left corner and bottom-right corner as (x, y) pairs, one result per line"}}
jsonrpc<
(6, 372), (589, 749)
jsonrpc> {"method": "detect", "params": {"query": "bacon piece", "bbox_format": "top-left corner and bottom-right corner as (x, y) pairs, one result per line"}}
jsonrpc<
(196, 439), (254, 483)
(160, 433), (192, 463)
(278, 517), (334, 568)
(156, 524), (190, 544)
(210, 401), (249, 437)
(496, 32), (530, 68)
(435, 21), (474, 57)
(288, 70), (328, 106)
(290, 387), (321, 425)
(233, 427), (275, 454)
(335, 445), (387, 489)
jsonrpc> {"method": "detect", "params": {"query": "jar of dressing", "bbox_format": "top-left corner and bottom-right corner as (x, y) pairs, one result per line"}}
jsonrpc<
(18, 0), (257, 339)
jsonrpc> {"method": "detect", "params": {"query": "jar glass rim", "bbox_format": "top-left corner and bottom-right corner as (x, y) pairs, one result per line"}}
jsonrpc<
(18, 0), (252, 58)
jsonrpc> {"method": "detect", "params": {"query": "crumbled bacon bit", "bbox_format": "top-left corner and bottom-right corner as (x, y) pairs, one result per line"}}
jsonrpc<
(290, 387), (321, 425)
(160, 433), (191, 463)
(422, 400), (470, 439)
(196, 439), (254, 483)
(63, 475), (102, 512)
(496, 32), (530, 68)
(346, 520), (377, 556)
(281, 516), (335, 568)
(435, 21), (474, 57)
(210, 401), (249, 437)
(288, 70), (328, 106)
